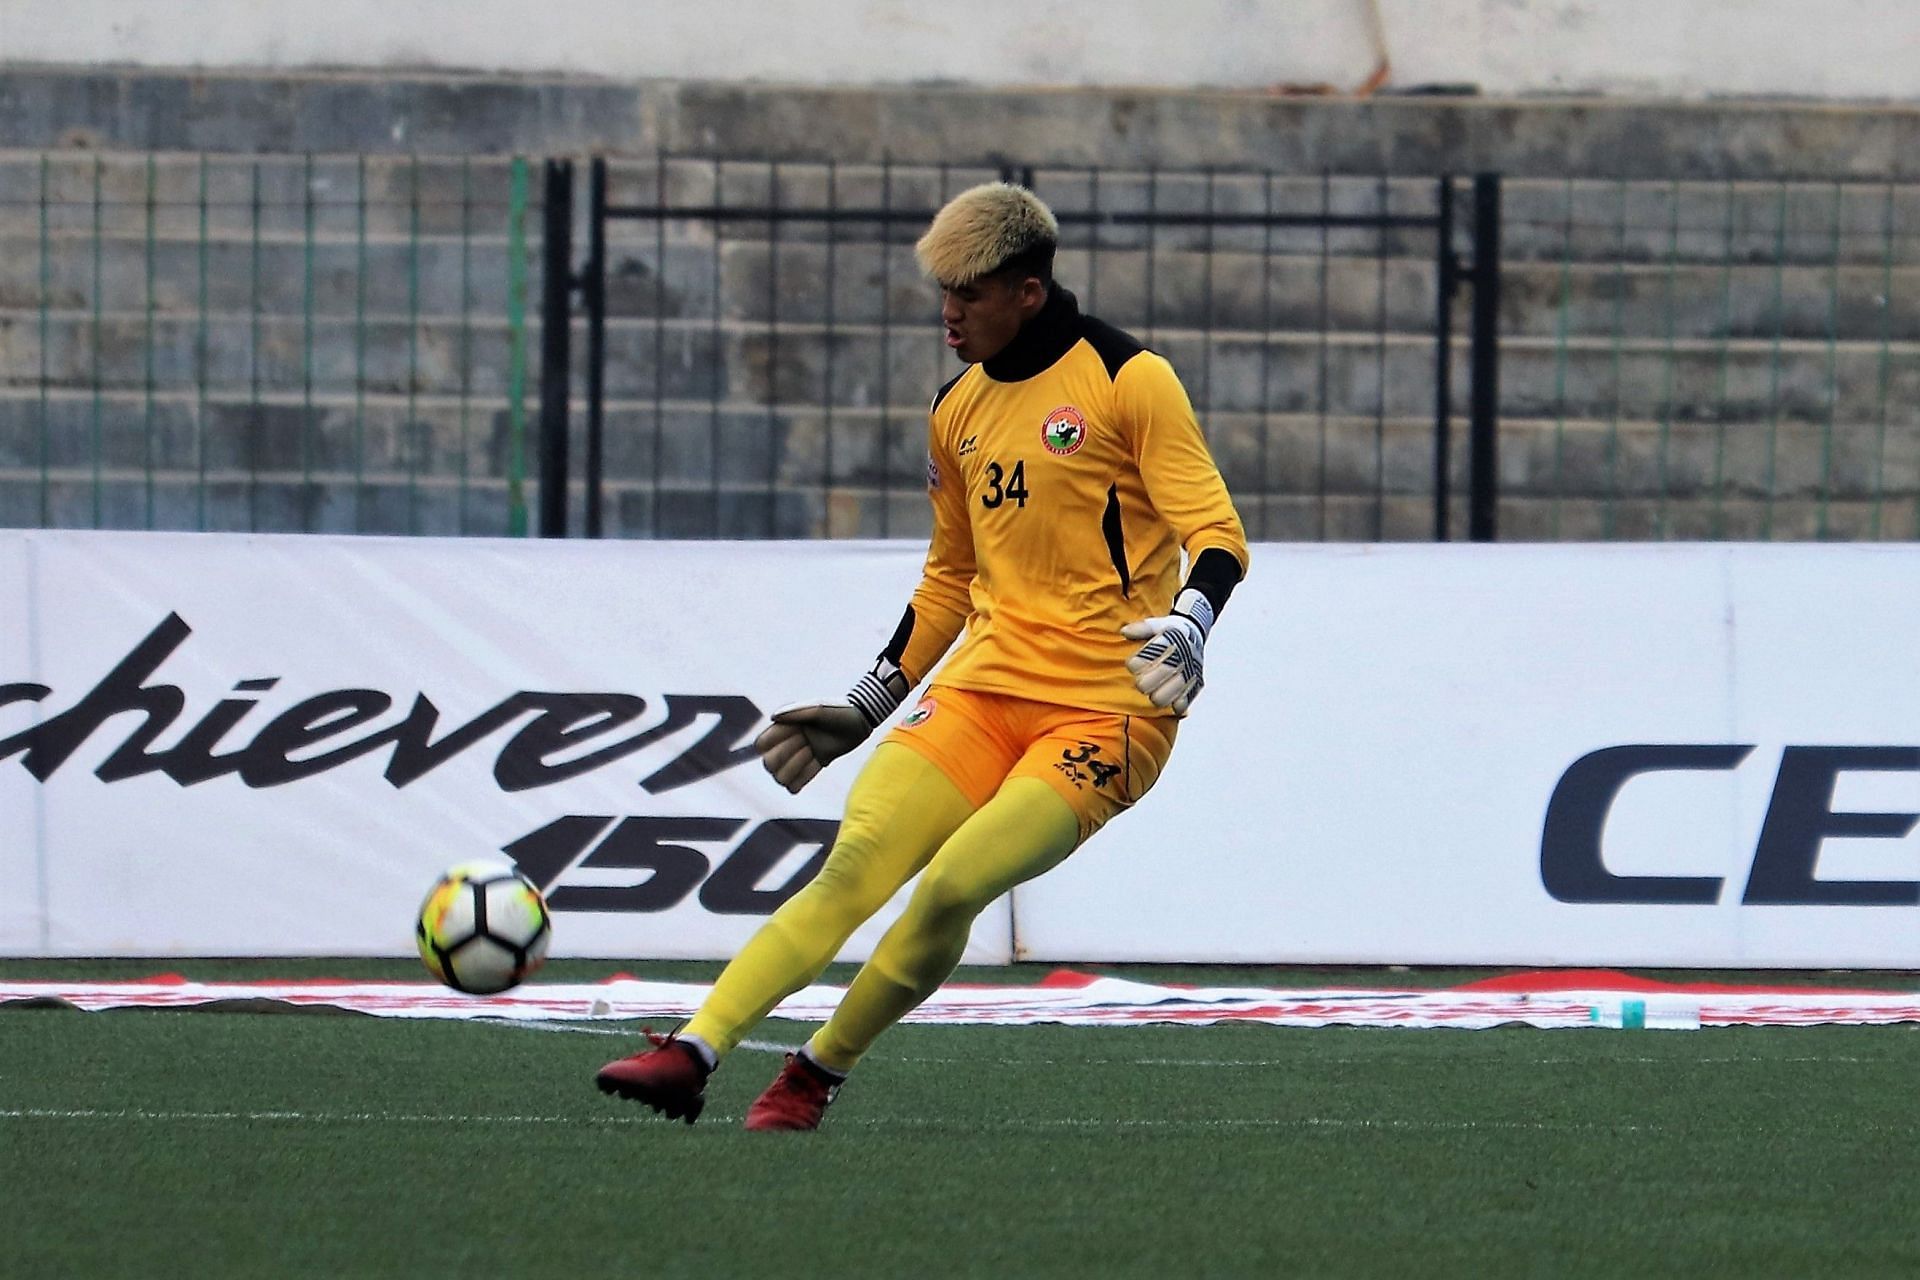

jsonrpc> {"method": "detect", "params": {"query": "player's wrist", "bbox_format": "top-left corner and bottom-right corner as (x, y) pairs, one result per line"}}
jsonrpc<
(1170, 587), (1215, 640)
(844, 656), (911, 730)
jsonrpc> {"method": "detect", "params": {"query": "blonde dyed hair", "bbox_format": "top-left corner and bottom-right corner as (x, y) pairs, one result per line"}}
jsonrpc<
(914, 182), (1059, 287)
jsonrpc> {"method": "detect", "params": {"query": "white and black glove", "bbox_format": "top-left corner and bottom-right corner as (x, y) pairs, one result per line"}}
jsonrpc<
(754, 657), (910, 794)
(1122, 588), (1215, 716)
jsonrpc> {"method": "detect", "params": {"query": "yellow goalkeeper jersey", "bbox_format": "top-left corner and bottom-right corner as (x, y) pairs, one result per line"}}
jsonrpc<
(896, 287), (1249, 717)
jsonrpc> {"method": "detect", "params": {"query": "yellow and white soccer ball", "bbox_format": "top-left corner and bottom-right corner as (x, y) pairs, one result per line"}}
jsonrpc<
(415, 861), (552, 995)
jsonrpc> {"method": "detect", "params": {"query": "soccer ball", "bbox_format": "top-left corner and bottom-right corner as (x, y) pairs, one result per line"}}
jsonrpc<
(415, 861), (552, 995)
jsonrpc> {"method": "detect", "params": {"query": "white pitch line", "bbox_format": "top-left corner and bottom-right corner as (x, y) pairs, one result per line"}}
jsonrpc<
(0, 1105), (1648, 1133)
(867, 1054), (1893, 1067)
(8, 1105), (1906, 1135)
(0, 1106), (655, 1126)
(474, 1019), (799, 1055)
(469, 1022), (1893, 1069)
(852, 1116), (1662, 1133)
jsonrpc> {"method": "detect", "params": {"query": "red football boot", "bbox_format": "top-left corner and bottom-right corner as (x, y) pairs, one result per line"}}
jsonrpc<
(594, 1030), (711, 1124)
(744, 1052), (842, 1132)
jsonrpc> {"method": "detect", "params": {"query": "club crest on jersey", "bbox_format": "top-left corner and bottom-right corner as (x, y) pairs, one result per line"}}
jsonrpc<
(901, 697), (937, 728)
(1041, 406), (1088, 456)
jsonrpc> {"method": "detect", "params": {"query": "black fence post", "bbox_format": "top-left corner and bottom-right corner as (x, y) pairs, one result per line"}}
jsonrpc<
(1432, 176), (1457, 541)
(1468, 172), (1502, 543)
(537, 159), (574, 539)
(585, 157), (608, 539)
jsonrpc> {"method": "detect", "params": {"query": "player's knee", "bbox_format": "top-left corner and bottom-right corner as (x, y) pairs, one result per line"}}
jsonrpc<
(790, 838), (898, 922)
(905, 861), (991, 929)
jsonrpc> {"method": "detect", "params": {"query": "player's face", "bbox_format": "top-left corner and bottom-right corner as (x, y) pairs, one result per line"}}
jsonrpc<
(940, 274), (1047, 364)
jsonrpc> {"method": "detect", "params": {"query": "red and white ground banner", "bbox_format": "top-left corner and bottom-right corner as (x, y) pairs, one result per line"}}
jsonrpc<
(4, 970), (1917, 1029)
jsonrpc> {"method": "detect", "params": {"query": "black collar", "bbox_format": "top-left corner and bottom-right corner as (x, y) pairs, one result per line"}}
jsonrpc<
(982, 285), (1083, 383)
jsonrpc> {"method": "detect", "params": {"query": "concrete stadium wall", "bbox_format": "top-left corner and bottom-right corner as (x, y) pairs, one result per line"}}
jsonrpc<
(4, 0), (1918, 102)
(5, 69), (1918, 182)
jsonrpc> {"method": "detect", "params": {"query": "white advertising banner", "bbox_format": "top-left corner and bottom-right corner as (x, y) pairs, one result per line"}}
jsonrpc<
(0, 534), (38, 951)
(3, 534), (1918, 967)
(1017, 544), (1920, 968)
(0, 531), (1011, 962)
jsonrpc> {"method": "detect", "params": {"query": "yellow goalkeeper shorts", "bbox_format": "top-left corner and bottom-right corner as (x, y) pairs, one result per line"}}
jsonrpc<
(881, 684), (1178, 840)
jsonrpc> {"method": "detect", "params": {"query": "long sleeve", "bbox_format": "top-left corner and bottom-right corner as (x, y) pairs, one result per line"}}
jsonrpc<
(893, 421), (975, 684)
(1116, 352), (1249, 577)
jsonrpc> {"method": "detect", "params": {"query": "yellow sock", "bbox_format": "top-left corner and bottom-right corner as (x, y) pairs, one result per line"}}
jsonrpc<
(682, 743), (973, 1058)
(809, 777), (1079, 1072)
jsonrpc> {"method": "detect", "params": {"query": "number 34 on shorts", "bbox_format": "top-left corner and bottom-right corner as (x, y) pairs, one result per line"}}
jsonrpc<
(1055, 741), (1121, 791)
(884, 686), (1178, 837)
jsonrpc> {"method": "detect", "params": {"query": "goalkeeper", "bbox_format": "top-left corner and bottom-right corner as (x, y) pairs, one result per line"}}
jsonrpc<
(597, 182), (1249, 1130)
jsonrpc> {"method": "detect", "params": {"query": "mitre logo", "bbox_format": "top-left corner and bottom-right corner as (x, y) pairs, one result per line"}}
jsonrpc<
(1041, 406), (1088, 456)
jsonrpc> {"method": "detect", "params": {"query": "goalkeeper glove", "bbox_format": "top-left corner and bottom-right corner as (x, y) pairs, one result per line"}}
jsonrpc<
(754, 656), (910, 794)
(1121, 587), (1215, 716)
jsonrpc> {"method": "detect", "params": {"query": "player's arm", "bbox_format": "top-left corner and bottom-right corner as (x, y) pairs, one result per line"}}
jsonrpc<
(755, 404), (976, 794)
(896, 412), (977, 684)
(1115, 352), (1249, 713)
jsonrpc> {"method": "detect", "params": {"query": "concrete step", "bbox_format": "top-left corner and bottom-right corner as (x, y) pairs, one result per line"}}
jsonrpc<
(14, 463), (1905, 544)
(1491, 333), (1920, 428)
(9, 309), (1920, 430)
(7, 231), (1915, 360)
(0, 311), (522, 399)
(583, 322), (1920, 427)
(13, 152), (1908, 270)
(1499, 178), (1920, 269)
(0, 232), (522, 320)
(0, 220), (1450, 338)
(7, 376), (1910, 507)
(1498, 259), (1920, 343)
(9, 70), (1920, 186)
(0, 388), (517, 482)
(1492, 494), (1919, 542)
(616, 162), (1920, 269)
(1214, 492), (1918, 543)
(0, 469), (522, 537)
(0, 151), (527, 243)
(1490, 412), (1919, 504)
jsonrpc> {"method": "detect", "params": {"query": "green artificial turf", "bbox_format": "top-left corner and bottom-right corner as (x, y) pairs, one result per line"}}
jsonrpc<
(2, 963), (1917, 1278)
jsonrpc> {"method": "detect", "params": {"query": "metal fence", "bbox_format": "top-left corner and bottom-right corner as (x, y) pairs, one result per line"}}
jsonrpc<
(0, 152), (537, 536)
(537, 156), (1502, 543)
(1498, 177), (1920, 540)
(5, 151), (1916, 543)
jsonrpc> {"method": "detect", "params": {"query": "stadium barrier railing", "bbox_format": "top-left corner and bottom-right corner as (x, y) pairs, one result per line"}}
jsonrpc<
(539, 156), (1503, 543)
(0, 152), (536, 537)
(8, 152), (1911, 542)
